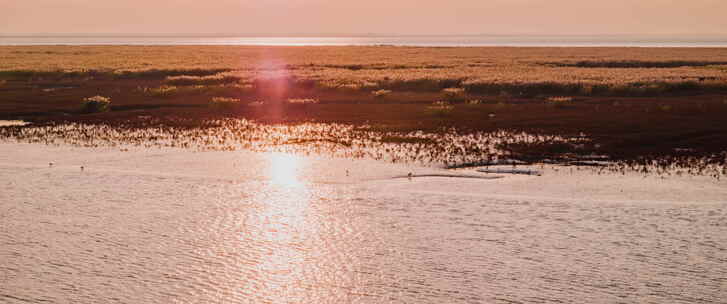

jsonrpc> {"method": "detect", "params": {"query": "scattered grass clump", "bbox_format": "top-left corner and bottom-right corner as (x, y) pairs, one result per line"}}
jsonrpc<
(321, 80), (377, 92)
(141, 85), (179, 98)
(165, 73), (242, 86)
(441, 87), (467, 102)
(547, 96), (573, 109)
(427, 101), (454, 117)
(372, 89), (392, 99)
(287, 98), (319, 105)
(580, 85), (594, 95)
(548, 96), (573, 103)
(318, 81), (361, 91)
(81, 96), (111, 113)
(195, 85), (236, 97)
(209, 97), (241, 110)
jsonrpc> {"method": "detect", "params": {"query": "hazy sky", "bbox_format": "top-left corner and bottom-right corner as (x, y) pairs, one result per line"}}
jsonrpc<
(2, 0), (726, 35)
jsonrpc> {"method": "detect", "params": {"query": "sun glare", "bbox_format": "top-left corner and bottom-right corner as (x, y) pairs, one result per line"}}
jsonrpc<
(247, 152), (319, 300)
(267, 152), (303, 187)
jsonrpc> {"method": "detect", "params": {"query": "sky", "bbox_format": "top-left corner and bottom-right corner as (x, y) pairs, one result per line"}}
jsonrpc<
(1, 0), (727, 36)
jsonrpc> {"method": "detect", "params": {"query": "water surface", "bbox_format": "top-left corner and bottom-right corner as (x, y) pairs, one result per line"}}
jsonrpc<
(1, 143), (726, 303)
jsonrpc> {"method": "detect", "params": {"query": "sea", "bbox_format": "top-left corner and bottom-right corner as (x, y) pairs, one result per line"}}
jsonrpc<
(1, 35), (727, 47)
(2, 141), (726, 303)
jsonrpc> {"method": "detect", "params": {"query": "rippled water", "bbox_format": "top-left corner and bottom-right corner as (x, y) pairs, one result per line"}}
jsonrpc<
(1, 143), (726, 303)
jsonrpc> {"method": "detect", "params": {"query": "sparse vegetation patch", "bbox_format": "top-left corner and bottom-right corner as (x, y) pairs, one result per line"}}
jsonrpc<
(372, 89), (392, 99)
(81, 96), (111, 113)
(209, 97), (241, 110)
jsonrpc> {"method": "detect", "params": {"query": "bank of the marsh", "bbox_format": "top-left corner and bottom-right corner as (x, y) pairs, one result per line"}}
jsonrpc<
(1, 46), (726, 176)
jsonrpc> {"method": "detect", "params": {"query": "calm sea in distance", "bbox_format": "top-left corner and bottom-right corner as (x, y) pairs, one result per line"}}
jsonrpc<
(1, 35), (727, 47)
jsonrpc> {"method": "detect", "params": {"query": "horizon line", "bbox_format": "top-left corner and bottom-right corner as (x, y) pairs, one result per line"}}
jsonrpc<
(2, 33), (727, 38)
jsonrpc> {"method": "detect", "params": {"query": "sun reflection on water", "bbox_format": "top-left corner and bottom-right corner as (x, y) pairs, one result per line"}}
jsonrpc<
(249, 152), (319, 300)
(268, 152), (304, 187)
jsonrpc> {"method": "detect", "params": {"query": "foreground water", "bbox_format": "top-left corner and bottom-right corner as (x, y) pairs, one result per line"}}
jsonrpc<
(1, 143), (727, 303)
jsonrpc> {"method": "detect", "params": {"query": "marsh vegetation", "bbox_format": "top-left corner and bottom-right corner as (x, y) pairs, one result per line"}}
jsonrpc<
(1, 46), (726, 177)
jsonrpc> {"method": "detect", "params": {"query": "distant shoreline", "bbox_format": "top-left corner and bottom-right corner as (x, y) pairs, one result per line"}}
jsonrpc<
(1, 35), (726, 47)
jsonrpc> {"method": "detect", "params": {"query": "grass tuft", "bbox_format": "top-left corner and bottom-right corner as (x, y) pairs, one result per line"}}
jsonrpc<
(81, 96), (111, 113)
(165, 73), (242, 86)
(547, 96), (573, 109)
(209, 97), (241, 110)
(441, 87), (467, 102)
(427, 101), (454, 117)
(547, 96), (573, 103)
(287, 98), (319, 105)
(142, 85), (179, 98)
(372, 89), (392, 99)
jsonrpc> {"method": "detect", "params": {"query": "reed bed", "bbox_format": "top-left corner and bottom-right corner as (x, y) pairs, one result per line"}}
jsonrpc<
(2, 46), (727, 97)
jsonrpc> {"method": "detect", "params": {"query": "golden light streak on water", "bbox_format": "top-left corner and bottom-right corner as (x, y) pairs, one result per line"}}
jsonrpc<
(267, 152), (303, 187)
(245, 152), (323, 301)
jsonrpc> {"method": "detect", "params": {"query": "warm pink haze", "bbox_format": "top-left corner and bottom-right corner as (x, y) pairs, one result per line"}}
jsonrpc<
(1, 0), (727, 35)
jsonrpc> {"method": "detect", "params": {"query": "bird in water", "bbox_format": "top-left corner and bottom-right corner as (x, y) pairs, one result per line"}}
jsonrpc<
(80, 166), (84, 171)
(408, 172), (413, 179)
(49, 162), (54, 167)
